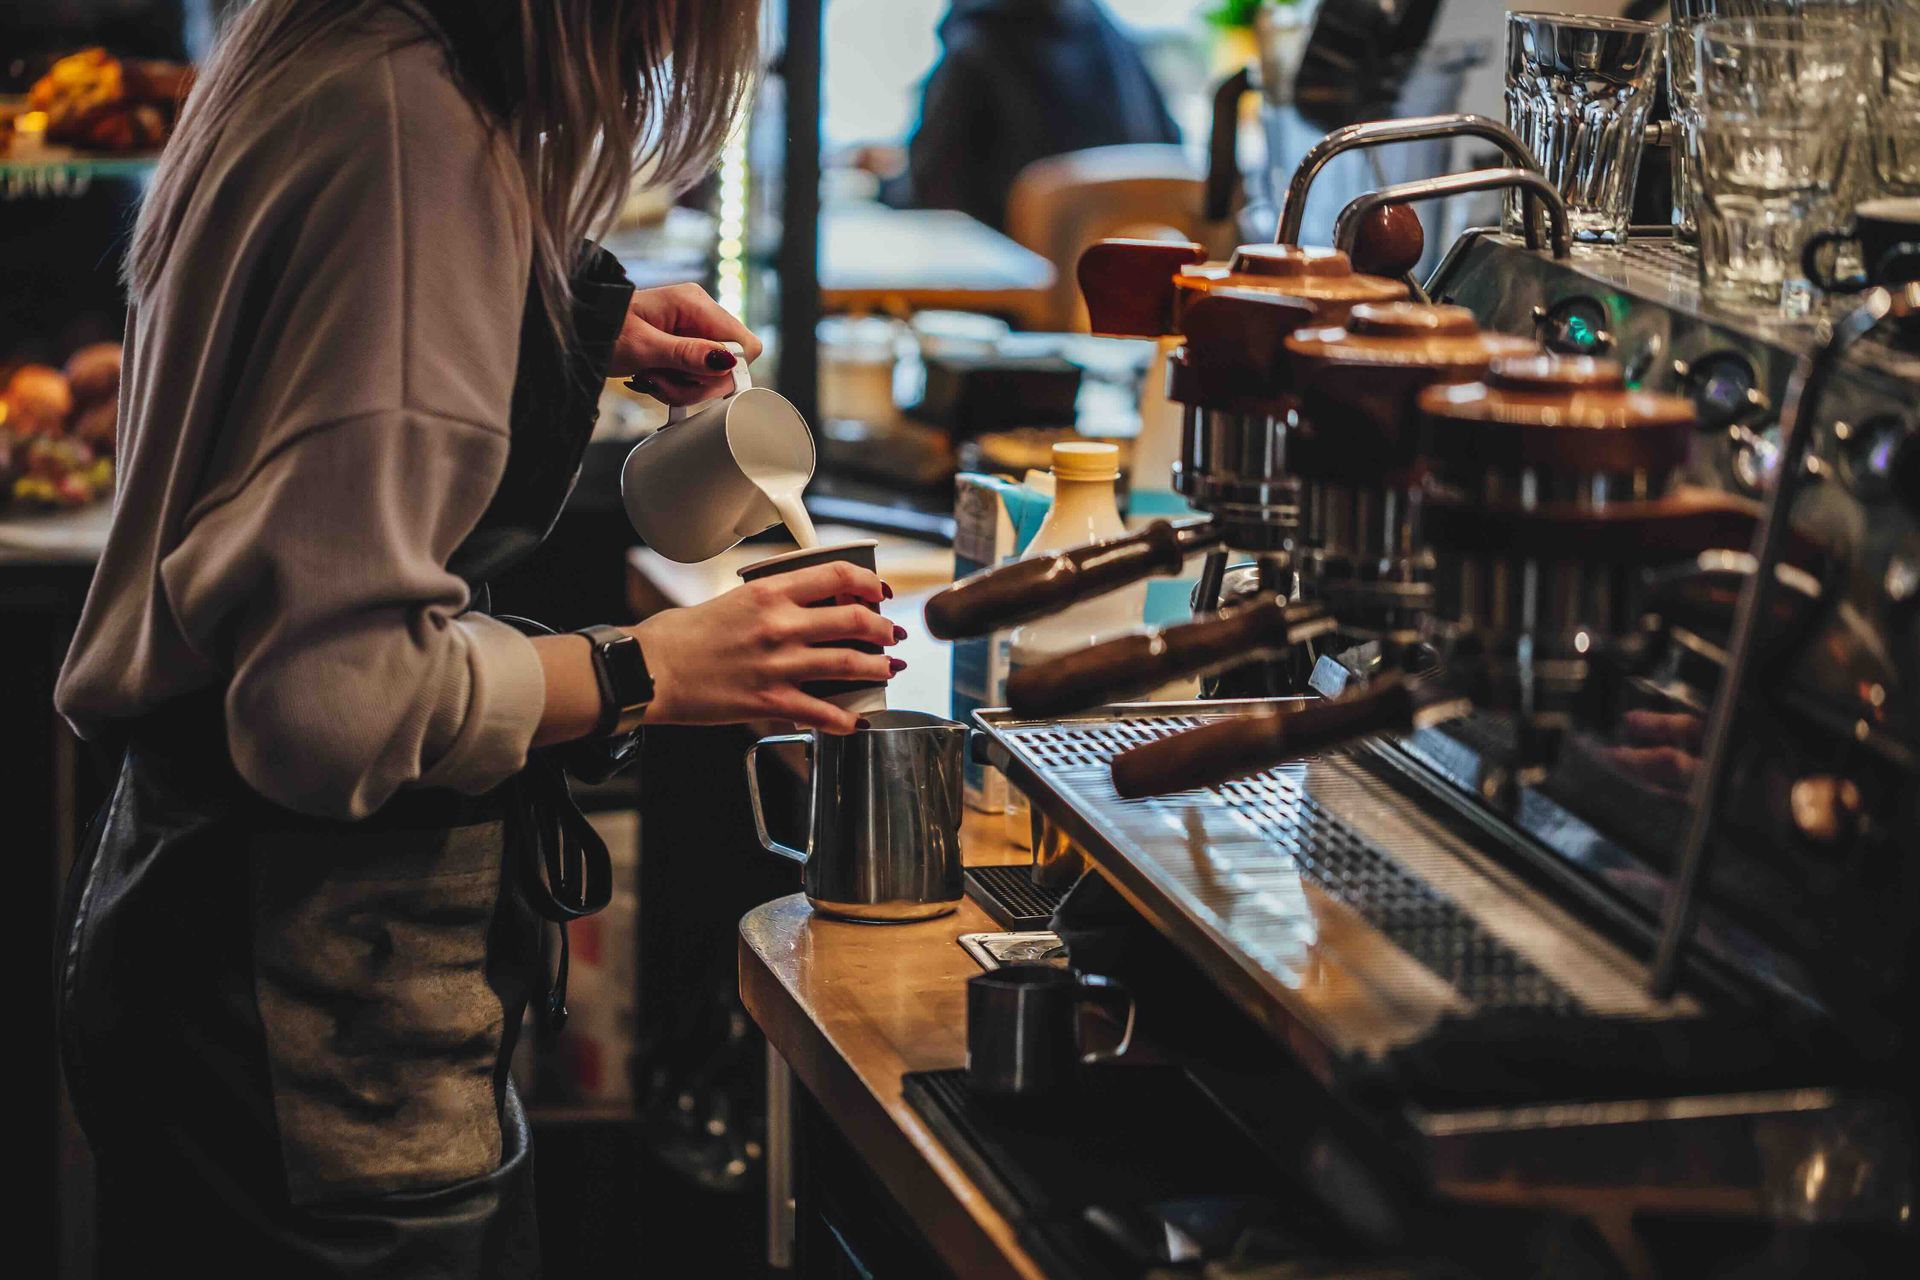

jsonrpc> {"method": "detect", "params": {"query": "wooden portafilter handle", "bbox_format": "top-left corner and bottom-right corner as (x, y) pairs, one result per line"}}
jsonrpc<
(1006, 596), (1307, 719)
(1110, 678), (1417, 800)
(923, 520), (1218, 641)
(1076, 238), (1208, 337)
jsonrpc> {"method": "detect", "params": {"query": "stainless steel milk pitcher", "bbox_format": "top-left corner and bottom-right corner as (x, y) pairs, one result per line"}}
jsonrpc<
(744, 710), (967, 922)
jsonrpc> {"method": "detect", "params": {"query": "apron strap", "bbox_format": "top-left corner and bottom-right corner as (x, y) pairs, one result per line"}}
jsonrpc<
(505, 743), (616, 1041)
(489, 615), (628, 1040)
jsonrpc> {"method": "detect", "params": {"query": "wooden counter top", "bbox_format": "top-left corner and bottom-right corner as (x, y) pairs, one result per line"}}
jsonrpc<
(740, 892), (1047, 1280)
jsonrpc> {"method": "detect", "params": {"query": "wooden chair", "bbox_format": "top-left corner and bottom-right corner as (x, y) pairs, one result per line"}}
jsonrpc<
(1004, 144), (1228, 332)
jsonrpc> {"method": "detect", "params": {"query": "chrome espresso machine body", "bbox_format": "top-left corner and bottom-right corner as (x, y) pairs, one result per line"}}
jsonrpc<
(927, 114), (1920, 1266)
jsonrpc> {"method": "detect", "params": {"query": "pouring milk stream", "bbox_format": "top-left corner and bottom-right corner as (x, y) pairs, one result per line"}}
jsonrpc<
(739, 455), (819, 550)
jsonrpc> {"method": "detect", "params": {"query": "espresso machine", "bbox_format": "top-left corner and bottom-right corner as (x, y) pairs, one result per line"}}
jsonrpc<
(924, 114), (1920, 1273)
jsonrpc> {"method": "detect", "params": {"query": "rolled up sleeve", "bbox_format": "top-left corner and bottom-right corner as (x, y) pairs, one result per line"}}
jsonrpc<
(418, 611), (546, 795)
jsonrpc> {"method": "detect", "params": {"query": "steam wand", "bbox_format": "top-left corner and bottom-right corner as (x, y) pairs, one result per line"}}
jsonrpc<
(1274, 115), (1540, 246)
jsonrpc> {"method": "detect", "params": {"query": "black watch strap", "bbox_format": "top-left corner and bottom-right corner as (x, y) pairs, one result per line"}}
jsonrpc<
(577, 624), (653, 738)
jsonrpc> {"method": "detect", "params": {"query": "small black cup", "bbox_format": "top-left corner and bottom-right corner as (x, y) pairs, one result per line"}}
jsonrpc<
(966, 964), (1135, 1098)
(1803, 198), (1920, 294)
(737, 538), (885, 713)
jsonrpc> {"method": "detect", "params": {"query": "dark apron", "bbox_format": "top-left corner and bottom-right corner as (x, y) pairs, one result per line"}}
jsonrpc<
(57, 246), (634, 1279)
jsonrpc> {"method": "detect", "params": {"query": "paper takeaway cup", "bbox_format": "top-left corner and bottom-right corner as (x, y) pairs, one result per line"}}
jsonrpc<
(737, 538), (888, 716)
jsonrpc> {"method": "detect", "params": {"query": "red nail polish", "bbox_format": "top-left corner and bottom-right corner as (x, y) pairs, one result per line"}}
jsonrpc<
(881, 582), (895, 600)
(705, 348), (737, 371)
(891, 625), (907, 641)
(888, 657), (908, 673)
(855, 718), (873, 730)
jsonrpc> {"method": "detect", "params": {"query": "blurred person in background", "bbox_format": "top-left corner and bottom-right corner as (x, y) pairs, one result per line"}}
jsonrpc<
(874, 0), (1181, 230)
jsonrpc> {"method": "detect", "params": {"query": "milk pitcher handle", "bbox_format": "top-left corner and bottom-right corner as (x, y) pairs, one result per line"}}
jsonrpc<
(665, 341), (751, 424)
(745, 731), (810, 863)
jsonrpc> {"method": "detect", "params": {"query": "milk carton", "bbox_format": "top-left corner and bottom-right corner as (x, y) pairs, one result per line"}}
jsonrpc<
(950, 473), (1050, 812)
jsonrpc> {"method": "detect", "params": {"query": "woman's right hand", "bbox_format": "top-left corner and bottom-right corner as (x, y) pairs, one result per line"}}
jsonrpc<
(633, 561), (903, 734)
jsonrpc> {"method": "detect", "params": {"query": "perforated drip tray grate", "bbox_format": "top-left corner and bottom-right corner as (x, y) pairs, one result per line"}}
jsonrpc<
(965, 864), (1066, 929)
(1003, 712), (1575, 1015)
(977, 702), (1690, 1065)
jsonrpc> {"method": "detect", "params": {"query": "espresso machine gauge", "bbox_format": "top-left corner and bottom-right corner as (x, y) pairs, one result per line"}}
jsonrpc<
(1677, 350), (1766, 431)
(1837, 412), (1914, 501)
(1536, 295), (1614, 357)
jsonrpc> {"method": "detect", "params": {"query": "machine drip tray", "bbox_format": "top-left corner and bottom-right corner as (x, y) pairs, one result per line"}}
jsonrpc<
(965, 863), (1066, 929)
(902, 1066), (1346, 1278)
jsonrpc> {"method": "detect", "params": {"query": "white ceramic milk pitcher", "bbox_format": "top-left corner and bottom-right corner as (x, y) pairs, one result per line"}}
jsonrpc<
(620, 343), (817, 562)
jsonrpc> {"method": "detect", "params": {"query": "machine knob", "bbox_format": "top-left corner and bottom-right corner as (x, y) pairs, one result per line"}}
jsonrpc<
(1075, 238), (1208, 337)
(1730, 424), (1783, 494)
(1346, 204), (1425, 280)
(1790, 775), (1865, 847)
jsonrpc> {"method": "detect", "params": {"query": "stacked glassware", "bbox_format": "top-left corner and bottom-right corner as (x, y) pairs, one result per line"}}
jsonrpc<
(1689, 14), (1873, 305)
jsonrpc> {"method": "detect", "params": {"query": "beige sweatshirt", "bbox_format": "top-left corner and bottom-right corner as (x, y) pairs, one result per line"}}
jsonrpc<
(56, 7), (547, 820)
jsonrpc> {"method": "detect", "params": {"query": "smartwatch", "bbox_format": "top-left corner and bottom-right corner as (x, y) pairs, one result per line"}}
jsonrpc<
(577, 625), (654, 737)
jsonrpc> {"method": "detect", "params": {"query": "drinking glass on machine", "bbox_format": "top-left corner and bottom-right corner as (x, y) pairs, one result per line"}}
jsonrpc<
(1669, 0), (1722, 240)
(1877, 0), (1920, 196)
(1504, 12), (1667, 245)
(1690, 16), (1873, 306)
(1669, 0), (1872, 241)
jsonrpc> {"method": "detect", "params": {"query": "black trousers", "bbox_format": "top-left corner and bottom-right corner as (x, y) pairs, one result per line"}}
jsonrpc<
(58, 729), (546, 1278)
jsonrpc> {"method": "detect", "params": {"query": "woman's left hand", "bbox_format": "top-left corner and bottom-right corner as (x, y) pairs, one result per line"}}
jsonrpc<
(611, 283), (765, 407)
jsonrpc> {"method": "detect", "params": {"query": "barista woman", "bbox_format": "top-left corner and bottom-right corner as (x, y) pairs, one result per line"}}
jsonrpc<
(53, 1), (896, 1273)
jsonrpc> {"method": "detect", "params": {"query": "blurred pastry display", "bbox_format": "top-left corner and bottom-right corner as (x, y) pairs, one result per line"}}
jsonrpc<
(0, 342), (121, 509)
(5, 48), (194, 157)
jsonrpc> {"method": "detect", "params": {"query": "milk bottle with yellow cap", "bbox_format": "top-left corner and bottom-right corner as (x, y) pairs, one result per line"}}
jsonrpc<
(1003, 441), (1145, 847)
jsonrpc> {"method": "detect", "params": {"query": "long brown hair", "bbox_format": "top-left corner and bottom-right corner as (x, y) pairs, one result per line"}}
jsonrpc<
(126, 0), (760, 339)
